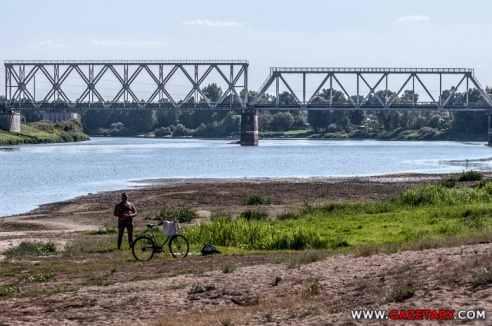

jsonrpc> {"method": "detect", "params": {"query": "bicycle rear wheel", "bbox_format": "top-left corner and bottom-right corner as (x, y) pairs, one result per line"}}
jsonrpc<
(132, 236), (156, 261)
(169, 235), (189, 258)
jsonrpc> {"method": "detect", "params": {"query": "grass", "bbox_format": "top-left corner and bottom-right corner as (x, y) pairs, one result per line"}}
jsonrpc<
(242, 194), (271, 205)
(87, 228), (117, 235)
(188, 283), (216, 294)
(21, 273), (55, 283)
(0, 120), (90, 145)
(221, 263), (236, 273)
(283, 250), (331, 269)
(240, 209), (269, 221)
(384, 285), (415, 303)
(182, 216), (327, 250)
(181, 182), (492, 251)
(471, 271), (492, 289)
(4, 242), (57, 258)
(0, 285), (19, 297)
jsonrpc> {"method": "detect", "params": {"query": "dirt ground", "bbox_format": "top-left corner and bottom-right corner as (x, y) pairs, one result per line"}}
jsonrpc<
(0, 174), (491, 325)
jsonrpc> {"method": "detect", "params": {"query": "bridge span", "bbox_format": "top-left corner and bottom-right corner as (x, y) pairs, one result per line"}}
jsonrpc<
(2, 60), (492, 145)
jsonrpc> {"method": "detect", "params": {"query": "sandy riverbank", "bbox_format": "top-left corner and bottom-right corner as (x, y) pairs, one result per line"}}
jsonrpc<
(0, 174), (491, 325)
(0, 174), (445, 248)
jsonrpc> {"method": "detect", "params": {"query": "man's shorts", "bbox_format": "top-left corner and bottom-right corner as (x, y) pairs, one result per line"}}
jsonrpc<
(118, 220), (134, 228)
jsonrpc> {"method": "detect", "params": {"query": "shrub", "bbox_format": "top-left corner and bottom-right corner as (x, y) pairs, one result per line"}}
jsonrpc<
(439, 177), (457, 188)
(457, 170), (483, 182)
(147, 205), (198, 223)
(394, 184), (457, 206)
(154, 127), (172, 137)
(243, 194), (271, 205)
(172, 124), (193, 137)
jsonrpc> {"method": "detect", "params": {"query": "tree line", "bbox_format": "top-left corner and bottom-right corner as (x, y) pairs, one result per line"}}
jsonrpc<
(13, 84), (492, 140)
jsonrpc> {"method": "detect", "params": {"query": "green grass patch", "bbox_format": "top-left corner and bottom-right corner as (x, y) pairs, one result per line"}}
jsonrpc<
(21, 273), (55, 283)
(0, 120), (90, 145)
(188, 283), (216, 294)
(4, 242), (57, 258)
(181, 183), (492, 251)
(0, 285), (20, 297)
(182, 216), (328, 250)
(87, 228), (117, 235)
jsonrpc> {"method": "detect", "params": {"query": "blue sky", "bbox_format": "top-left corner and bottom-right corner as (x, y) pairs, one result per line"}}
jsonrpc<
(1, 0), (491, 90)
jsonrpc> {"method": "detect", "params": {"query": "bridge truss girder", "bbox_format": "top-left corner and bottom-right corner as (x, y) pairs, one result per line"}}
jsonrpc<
(251, 67), (492, 112)
(4, 60), (249, 110)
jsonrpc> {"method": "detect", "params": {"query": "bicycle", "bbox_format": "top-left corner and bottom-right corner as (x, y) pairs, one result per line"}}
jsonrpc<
(132, 222), (189, 261)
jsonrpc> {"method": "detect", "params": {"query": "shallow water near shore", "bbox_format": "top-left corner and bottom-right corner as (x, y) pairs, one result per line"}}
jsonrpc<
(1, 137), (492, 217)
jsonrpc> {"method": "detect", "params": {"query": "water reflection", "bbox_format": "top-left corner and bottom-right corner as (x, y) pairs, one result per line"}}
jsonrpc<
(0, 147), (19, 152)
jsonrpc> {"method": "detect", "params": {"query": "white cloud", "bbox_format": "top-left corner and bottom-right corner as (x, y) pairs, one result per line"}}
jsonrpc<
(30, 40), (66, 49)
(184, 19), (242, 27)
(398, 15), (430, 23)
(92, 39), (164, 47)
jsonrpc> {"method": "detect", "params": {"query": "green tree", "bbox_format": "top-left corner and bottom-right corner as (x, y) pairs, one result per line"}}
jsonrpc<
(221, 111), (240, 134)
(201, 83), (223, 103)
(155, 110), (179, 128)
(349, 110), (365, 126)
(125, 110), (157, 132)
(258, 111), (274, 131)
(307, 110), (330, 131)
(278, 91), (298, 106)
(270, 112), (295, 131)
(400, 90), (419, 103)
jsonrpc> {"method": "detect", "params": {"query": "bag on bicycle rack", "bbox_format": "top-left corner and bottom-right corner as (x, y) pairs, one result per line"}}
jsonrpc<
(200, 244), (221, 255)
(163, 220), (180, 236)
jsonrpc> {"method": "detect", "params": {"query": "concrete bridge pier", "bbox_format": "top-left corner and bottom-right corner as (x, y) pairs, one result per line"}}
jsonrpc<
(0, 110), (21, 133)
(240, 110), (258, 146)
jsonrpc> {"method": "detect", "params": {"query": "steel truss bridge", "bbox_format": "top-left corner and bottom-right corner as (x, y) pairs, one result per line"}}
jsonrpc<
(3, 60), (492, 112)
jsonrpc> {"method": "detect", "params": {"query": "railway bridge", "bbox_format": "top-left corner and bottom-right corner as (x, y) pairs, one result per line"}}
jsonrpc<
(2, 60), (492, 145)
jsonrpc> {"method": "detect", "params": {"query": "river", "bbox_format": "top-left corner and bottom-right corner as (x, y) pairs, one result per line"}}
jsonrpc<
(1, 137), (492, 217)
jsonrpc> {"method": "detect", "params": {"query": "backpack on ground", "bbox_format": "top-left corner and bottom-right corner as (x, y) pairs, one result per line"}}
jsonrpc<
(200, 244), (221, 255)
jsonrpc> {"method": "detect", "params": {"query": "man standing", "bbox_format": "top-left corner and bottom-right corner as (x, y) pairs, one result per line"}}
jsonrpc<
(114, 193), (137, 250)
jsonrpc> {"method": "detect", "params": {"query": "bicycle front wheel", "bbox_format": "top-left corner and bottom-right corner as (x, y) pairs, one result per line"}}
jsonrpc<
(169, 235), (189, 258)
(132, 236), (156, 261)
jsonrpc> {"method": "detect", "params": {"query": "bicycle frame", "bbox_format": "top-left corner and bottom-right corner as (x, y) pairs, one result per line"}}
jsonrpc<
(146, 227), (171, 253)
(132, 223), (189, 261)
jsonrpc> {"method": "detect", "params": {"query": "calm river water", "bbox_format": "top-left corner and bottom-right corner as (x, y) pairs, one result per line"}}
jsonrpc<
(1, 137), (492, 217)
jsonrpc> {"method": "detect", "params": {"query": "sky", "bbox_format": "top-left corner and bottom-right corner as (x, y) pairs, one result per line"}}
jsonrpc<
(1, 0), (491, 93)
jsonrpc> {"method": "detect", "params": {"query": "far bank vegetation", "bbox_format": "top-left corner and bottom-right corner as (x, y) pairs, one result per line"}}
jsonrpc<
(15, 83), (492, 141)
(0, 119), (90, 145)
